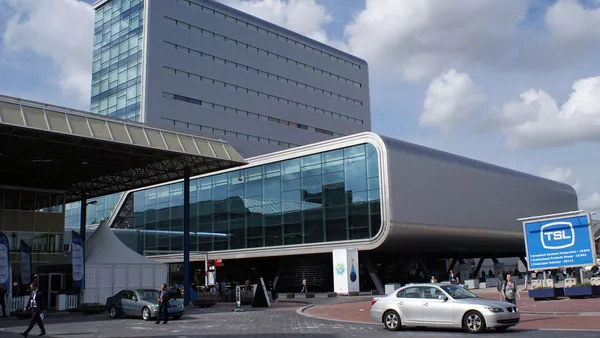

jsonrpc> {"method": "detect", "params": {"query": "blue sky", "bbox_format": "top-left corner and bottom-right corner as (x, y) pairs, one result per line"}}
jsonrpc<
(2, 0), (600, 214)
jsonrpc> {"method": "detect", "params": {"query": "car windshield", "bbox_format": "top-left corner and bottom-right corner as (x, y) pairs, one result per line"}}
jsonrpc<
(138, 290), (160, 299)
(440, 285), (478, 299)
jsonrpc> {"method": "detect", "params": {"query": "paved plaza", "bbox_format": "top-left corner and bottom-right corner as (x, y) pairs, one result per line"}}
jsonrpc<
(0, 299), (599, 338)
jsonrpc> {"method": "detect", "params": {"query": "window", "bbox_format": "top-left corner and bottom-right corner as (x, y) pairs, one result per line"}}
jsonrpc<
(126, 143), (380, 254)
(399, 287), (423, 299)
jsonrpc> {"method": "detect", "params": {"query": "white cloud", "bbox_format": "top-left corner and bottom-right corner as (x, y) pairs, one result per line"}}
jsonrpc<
(581, 192), (600, 210)
(420, 69), (486, 132)
(218, 0), (332, 43)
(545, 0), (600, 43)
(1, 0), (93, 105)
(541, 167), (581, 191)
(342, 0), (600, 82)
(488, 75), (600, 148)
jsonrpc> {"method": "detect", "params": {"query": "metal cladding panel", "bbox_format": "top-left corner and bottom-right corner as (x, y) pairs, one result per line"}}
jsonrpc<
(378, 135), (578, 255)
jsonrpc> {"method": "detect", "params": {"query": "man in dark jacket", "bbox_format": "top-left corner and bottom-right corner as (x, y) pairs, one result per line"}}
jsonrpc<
(21, 282), (45, 337)
(155, 283), (169, 325)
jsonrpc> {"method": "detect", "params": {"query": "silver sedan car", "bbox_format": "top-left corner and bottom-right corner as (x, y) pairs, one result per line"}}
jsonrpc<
(370, 283), (519, 333)
(106, 289), (185, 321)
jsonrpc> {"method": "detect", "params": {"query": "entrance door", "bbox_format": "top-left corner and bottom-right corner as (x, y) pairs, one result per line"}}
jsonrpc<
(48, 273), (63, 308)
(37, 274), (49, 307)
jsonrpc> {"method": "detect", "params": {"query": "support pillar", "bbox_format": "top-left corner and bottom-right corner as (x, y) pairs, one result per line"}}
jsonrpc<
(415, 256), (431, 281)
(272, 259), (285, 291)
(79, 194), (86, 307)
(473, 258), (485, 279)
(183, 169), (191, 306)
(363, 253), (384, 294)
(518, 257), (528, 270)
(79, 194), (87, 243)
(491, 257), (499, 264)
(448, 258), (457, 272)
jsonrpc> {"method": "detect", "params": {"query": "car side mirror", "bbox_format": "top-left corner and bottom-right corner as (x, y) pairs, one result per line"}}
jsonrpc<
(438, 295), (448, 301)
(132, 297), (138, 302)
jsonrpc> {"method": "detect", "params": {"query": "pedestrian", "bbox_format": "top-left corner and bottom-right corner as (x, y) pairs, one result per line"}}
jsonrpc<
(496, 274), (504, 301)
(155, 283), (169, 325)
(301, 278), (307, 293)
(0, 285), (7, 317)
(502, 274), (521, 305)
(449, 270), (456, 284)
(430, 276), (437, 283)
(21, 282), (45, 337)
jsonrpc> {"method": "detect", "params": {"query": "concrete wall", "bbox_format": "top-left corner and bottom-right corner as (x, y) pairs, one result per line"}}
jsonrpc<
(143, 0), (371, 157)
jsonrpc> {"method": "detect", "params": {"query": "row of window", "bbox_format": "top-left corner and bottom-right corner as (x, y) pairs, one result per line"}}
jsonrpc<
(161, 117), (298, 149)
(2, 231), (64, 253)
(164, 16), (363, 89)
(122, 143), (381, 251)
(65, 193), (123, 229)
(163, 90), (343, 138)
(91, 0), (144, 122)
(164, 42), (364, 124)
(0, 188), (64, 213)
(176, 0), (363, 70)
(94, 0), (143, 33)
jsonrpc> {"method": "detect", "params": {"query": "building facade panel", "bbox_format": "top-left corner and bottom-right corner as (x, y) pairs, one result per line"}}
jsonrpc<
(379, 135), (579, 255)
(141, 0), (370, 157)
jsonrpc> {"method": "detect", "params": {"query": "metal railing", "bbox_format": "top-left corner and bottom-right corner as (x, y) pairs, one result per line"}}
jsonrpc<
(9, 294), (79, 312)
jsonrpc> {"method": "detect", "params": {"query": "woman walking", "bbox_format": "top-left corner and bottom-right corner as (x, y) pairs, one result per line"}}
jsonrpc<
(502, 274), (521, 305)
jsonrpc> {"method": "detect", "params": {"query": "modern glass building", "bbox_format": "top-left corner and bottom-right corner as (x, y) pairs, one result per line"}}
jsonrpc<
(112, 142), (380, 255)
(102, 132), (578, 290)
(91, 0), (371, 158)
(91, 0), (144, 121)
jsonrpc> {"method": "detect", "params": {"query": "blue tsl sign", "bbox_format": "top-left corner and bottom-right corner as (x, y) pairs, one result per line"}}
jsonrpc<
(520, 211), (596, 271)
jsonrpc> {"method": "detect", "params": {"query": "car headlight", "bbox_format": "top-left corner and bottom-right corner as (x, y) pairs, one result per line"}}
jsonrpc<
(484, 306), (504, 313)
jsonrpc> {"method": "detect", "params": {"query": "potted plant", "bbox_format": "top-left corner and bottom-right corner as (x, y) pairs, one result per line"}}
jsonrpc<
(528, 286), (564, 300)
(564, 283), (600, 299)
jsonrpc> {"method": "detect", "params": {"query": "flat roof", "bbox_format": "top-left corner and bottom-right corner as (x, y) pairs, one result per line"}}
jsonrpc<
(0, 95), (245, 202)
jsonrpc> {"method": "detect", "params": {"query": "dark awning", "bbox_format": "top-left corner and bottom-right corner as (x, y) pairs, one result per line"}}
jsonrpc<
(0, 95), (246, 202)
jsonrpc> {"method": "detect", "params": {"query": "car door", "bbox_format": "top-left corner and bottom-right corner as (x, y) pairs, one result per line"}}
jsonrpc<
(396, 287), (425, 324)
(113, 291), (126, 314)
(120, 290), (136, 316)
(421, 287), (454, 325)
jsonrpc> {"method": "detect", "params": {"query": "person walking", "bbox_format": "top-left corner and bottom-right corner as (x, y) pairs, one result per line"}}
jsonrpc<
(502, 274), (521, 305)
(155, 283), (169, 325)
(300, 278), (307, 294)
(21, 282), (45, 337)
(449, 270), (456, 284)
(496, 274), (504, 301)
(0, 285), (7, 317)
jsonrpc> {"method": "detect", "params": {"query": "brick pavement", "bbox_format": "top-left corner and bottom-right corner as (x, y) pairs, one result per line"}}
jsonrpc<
(304, 293), (600, 331)
(0, 303), (598, 337)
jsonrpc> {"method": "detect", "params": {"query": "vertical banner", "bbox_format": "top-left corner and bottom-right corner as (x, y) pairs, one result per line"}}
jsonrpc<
(332, 248), (348, 294)
(346, 248), (360, 293)
(71, 230), (85, 288)
(20, 240), (32, 285)
(0, 232), (10, 292)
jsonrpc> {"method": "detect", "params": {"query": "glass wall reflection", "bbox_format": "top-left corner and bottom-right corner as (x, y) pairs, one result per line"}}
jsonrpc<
(124, 143), (381, 254)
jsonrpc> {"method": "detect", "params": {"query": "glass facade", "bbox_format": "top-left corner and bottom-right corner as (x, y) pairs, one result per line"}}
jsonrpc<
(0, 187), (65, 255)
(118, 143), (381, 255)
(91, 0), (144, 121)
(64, 193), (123, 229)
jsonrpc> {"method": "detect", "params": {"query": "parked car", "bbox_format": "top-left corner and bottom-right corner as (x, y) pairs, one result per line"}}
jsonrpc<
(106, 289), (185, 321)
(370, 283), (519, 333)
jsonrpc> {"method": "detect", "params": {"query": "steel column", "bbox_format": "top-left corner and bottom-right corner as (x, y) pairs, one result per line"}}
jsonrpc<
(80, 194), (87, 243)
(362, 253), (384, 294)
(183, 169), (191, 306)
(473, 258), (485, 279)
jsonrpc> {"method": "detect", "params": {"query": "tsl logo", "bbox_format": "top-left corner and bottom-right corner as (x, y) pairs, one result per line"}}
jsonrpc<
(540, 221), (575, 250)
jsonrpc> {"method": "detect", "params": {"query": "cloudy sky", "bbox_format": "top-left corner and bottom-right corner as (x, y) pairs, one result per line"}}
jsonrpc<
(1, 0), (600, 213)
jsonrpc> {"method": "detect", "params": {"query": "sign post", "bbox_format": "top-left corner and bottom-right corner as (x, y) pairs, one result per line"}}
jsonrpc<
(0, 232), (10, 293)
(519, 210), (597, 283)
(20, 240), (32, 285)
(71, 230), (85, 306)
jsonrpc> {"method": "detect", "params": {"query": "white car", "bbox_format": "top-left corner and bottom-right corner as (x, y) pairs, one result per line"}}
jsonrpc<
(370, 283), (519, 333)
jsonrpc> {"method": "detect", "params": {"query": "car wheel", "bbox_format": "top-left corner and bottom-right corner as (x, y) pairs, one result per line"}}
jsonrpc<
(383, 310), (401, 331)
(172, 315), (182, 320)
(463, 311), (486, 333)
(142, 307), (152, 321)
(109, 306), (119, 319)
